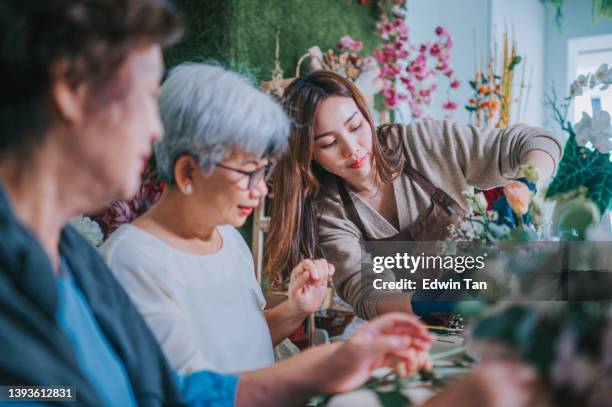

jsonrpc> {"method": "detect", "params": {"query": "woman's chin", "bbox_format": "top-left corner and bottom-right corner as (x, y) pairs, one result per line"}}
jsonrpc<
(229, 215), (248, 228)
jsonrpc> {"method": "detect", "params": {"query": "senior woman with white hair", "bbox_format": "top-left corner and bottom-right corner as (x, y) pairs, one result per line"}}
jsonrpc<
(101, 63), (432, 375)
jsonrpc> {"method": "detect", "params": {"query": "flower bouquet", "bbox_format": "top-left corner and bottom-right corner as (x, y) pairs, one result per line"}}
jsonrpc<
(450, 165), (544, 242)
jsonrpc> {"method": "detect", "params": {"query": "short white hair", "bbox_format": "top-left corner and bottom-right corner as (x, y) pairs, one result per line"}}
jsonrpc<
(155, 62), (290, 184)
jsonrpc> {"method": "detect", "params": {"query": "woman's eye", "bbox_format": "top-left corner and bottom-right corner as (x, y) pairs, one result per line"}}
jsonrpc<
(350, 123), (363, 132)
(320, 140), (337, 149)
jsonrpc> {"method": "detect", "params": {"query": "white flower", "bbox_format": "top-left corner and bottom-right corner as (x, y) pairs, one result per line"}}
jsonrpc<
(459, 216), (485, 240)
(586, 63), (612, 90)
(461, 190), (489, 215)
(569, 81), (583, 97)
(473, 192), (489, 214)
(574, 111), (612, 154)
(577, 74), (589, 87)
(70, 215), (104, 247)
(594, 63), (612, 84)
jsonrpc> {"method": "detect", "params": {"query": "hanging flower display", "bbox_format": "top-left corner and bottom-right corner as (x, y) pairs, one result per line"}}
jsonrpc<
(372, 6), (459, 118)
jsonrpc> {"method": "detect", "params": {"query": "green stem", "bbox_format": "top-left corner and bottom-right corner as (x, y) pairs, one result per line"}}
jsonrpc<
(430, 346), (466, 361)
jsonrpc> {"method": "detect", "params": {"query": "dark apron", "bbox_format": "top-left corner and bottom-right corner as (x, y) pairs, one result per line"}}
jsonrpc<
(336, 162), (465, 325)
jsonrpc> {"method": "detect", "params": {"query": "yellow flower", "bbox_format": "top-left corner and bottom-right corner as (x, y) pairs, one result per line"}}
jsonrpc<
(504, 180), (532, 216)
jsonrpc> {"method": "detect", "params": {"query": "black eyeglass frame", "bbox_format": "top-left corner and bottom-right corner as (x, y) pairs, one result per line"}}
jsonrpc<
(215, 161), (276, 190)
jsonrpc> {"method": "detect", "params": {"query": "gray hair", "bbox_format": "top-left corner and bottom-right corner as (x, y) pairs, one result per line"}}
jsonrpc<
(155, 62), (290, 184)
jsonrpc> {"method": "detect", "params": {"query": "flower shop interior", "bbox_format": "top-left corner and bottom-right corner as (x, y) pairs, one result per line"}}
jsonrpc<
(16, 0), (612, 406)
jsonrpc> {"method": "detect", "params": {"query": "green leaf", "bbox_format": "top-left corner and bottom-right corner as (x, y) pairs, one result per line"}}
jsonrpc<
(375, 389), (411, 406)
(585, 170), (612, 214)
(508, 55), (522, 71)
(473, 305), (532, 346)
(545, 128), (611, 199)
(469, 80), (477, 90)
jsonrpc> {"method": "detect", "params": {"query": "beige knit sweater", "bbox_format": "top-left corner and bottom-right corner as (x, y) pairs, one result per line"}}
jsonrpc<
(317, 119), (562, 320)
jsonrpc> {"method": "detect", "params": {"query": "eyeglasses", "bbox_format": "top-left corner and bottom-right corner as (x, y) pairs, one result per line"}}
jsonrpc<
(216, 161), (276, 190)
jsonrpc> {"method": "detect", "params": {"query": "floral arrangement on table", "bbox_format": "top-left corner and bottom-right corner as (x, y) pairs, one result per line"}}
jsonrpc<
(465, 301), (612, 407)
(373, 6), (459, 118)
(447, 65), (612, 407)
(450, 165), (544, 242)
(544, 63), (612, 223)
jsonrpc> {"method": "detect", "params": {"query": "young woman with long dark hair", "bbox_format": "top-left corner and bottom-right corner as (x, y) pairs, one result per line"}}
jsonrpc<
(266, 71), (561, 320)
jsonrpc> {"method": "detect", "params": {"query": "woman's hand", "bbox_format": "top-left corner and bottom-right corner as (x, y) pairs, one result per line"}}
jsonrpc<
(287, 259), (335, 315)
(318, 313), (433, 393)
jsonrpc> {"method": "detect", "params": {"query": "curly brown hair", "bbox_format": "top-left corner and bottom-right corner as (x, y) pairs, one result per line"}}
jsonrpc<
(0, 0), (183, 153)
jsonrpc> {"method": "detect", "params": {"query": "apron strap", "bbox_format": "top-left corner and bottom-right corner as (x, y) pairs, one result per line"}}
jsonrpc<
(335, 177), (371, 240)
(403, 162), (464, 218)
(404, 164), (437, 197)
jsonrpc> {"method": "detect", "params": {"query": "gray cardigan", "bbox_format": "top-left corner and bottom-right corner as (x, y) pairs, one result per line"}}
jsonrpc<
(317, 120), (562, 319)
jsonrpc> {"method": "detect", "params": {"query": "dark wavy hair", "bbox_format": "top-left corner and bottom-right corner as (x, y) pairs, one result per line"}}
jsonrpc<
(265, 71), (404, 281)
(0, 0), (183, 154)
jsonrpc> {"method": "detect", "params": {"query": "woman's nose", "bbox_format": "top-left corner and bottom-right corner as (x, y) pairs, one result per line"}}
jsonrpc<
(250, 177), (268, 198)
(340, 138), (359, 158)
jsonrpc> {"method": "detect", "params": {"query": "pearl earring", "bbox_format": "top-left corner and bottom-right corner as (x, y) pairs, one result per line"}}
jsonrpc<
(185, 184), (193, 193)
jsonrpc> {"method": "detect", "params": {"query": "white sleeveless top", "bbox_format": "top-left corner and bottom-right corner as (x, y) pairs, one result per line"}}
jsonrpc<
(100, 223), (274, 375)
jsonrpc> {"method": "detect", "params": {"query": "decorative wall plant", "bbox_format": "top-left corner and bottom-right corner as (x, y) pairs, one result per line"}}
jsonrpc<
(541, 0), (612, 29)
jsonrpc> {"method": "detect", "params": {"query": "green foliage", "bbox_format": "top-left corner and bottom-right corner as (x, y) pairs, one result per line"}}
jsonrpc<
(166, 0), (380, 83)
(593, 0), (612, 20)
(545, 125), (612, 214)
(508, 55), (522, 71)
(540, 0), (565, 29)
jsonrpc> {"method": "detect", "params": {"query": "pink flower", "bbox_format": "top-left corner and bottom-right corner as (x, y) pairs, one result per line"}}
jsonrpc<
(374, 48), (386, 64)
(411, 105), (422, 118)
(338, 35), (363, 52)
(450, 79), (460, 89)
(503, 180), (532, 216)
(435, 26), (447, 36)
(430, 44), (441, 57)
(442, 100), (458, 110)
(445, 34), (454, 48)
(436, 61), (448, 71)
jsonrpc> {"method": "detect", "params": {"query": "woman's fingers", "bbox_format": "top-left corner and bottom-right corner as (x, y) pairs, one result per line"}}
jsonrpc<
(290, 268), (311, 292)
(363, 313), (433, 344)
(299, 258), (334, 285)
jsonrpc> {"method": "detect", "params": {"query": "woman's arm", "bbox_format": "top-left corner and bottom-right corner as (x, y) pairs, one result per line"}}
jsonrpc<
(265, 259), (334, 345)
(519, 149), (555, 186)
(401, 120), (562, 193)
(237, 313), (432, 407)
(264, 300), (310, 346)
